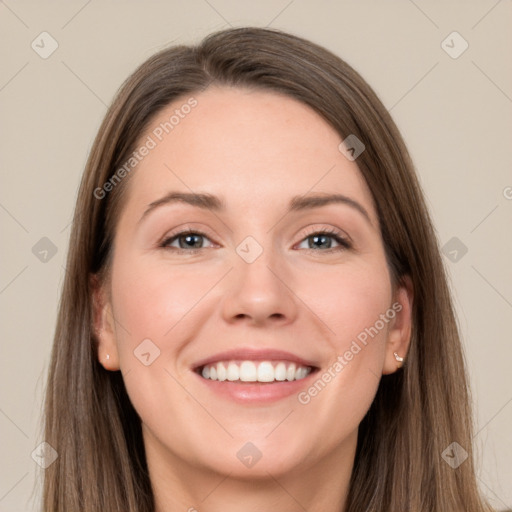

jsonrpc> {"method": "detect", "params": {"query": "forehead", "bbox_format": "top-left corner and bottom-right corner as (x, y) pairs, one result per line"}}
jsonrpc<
(121, 86), (377, 225)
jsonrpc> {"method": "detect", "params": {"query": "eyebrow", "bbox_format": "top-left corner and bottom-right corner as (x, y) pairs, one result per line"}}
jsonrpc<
(138, 191), (372, 225)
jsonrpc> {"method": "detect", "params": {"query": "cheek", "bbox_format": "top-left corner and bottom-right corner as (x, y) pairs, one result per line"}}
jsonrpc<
(299, 257), (392, 353)
(110, 256), (214, 349)
(293, 259), (392, 424)
(108, 256), (213, 440)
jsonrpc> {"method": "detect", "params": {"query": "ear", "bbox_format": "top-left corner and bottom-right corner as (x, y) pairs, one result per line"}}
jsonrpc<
(90, 273), (120, 371)
(382, 275), (413, 375)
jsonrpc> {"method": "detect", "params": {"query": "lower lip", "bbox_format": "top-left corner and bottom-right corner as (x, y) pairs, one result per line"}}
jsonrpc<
(194, 370), (318, 404)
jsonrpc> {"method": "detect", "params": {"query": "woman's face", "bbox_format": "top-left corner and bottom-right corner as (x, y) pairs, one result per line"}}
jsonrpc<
(94, 86), (412, 479)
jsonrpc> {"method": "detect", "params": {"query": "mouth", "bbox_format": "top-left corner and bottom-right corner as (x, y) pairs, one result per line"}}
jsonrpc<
(191, 348), (320, 403)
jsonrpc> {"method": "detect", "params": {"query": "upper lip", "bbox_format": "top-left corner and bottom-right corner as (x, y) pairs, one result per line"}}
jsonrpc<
(192, 347), (319, 370)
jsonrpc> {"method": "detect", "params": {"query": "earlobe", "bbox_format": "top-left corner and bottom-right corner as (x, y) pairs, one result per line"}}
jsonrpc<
(382, 275), (414, 375)
(100, 351), (119, 371)
(90, 273), (120, 371)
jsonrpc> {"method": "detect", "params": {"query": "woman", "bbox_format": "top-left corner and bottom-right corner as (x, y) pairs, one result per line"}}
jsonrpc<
(42, 26), (494, 511)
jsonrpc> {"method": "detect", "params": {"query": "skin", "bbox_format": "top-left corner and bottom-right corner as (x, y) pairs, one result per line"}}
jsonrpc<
(92, 86), (413, 512)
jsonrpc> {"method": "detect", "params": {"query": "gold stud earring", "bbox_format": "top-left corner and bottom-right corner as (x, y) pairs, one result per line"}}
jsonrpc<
(106, 354), (110, 360)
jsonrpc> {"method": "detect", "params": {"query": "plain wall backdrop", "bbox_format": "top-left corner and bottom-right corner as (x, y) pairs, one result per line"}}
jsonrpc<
(0, 1), (511, 510)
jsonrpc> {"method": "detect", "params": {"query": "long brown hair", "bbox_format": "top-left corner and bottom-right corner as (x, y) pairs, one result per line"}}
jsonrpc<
(42, 26), (494, 511)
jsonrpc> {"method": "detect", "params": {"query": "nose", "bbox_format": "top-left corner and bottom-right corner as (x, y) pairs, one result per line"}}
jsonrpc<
(220, 246), (298, 327)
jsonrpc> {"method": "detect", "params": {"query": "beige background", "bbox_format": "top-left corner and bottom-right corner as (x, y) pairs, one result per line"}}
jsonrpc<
(1, 1), (511, 510)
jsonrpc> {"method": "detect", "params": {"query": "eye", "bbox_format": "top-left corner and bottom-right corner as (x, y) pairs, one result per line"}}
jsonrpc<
(160, 226), (352, 254)
(160, 229), (215, 253)
(296, 227), (352, 252)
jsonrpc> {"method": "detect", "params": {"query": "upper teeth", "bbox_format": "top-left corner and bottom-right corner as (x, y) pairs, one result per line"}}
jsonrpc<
(200, 361), (311, 382)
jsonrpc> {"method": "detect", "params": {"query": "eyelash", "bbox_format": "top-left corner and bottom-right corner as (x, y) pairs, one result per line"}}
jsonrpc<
(159, 227), (352, 255)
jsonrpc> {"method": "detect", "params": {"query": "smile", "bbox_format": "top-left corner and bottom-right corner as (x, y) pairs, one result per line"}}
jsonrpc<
(198, 360), (313, 383)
